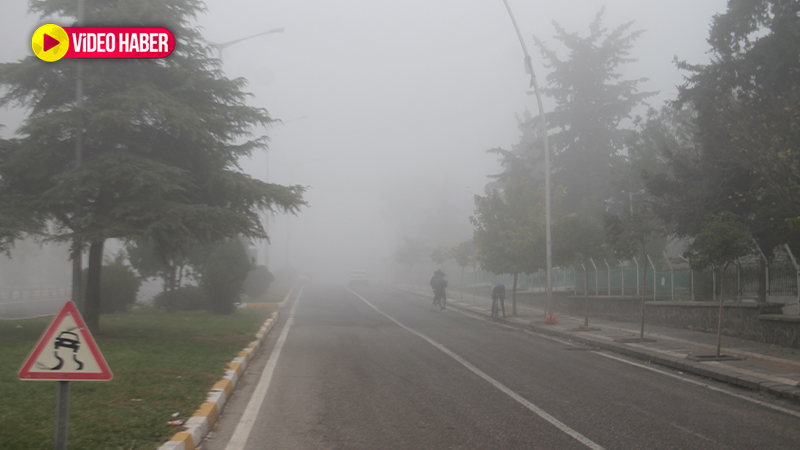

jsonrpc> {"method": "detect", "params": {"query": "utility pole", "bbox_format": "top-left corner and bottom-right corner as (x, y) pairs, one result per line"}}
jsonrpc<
(501, 0), (553, 321)
(71, 0), (85, 314)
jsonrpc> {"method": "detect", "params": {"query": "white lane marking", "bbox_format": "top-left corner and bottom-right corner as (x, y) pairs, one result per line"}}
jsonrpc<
(224, 288), (303, 450)
(346, 288), (605, 450)
(593, 352), (800, 419)
(407, 289), (800, 420)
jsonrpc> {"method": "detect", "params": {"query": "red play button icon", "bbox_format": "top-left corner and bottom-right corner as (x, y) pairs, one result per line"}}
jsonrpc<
(43, 33), (60, 52)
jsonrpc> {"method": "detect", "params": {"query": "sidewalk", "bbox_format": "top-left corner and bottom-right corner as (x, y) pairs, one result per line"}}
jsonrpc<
(401, 285), (800, 405)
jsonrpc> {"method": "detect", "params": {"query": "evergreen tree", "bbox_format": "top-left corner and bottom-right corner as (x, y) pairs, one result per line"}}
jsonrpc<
(0, 0), (305, 331)
(534, 7), (656, 211)
(664, 0), (800, 254)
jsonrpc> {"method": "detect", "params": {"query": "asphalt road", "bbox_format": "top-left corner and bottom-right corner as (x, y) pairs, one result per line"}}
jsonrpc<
(200, 284), (800, 450)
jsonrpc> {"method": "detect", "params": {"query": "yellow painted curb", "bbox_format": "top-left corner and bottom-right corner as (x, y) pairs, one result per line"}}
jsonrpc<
(227, 361), (243, 377)
(170, 432), (195, 450)
(213, 378), (234, 397)
(194, 402), (219, 427)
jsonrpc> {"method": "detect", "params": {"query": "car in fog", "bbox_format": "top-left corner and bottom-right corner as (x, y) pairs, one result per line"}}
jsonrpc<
(348, 270), (369, 286)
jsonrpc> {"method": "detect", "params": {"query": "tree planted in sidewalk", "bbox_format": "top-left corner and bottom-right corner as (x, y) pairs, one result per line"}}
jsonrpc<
(605, 196), (665, 340)
(553, 213), (605, 328)
(450, 239), (476, 302)
(684, 214), (752, 356)
(0, 0), (305, 331)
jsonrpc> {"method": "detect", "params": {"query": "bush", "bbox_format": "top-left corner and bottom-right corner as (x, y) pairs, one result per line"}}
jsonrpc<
(82, 253), (142, 313)
(201, 238), (252, 314)
(243, 265), (274, 300)
(153, 286), (208, 312)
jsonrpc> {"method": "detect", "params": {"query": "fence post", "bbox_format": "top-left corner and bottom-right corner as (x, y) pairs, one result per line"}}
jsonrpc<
(713, 271), (717, 302)
(754, 239), (770, 302)
(604, 259), (611, 295)
(618, 259), (625, 296)
(633, 257), (640, 296)
(647, 254), (656, 301)
(590, 258), (599, 296)
(785, 244), (800, 311)
(663, 251), (674, 301)
(736, 258), (742, 302)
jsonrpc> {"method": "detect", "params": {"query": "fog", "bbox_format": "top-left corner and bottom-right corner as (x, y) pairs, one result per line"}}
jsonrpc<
(0, 0), (727, 286)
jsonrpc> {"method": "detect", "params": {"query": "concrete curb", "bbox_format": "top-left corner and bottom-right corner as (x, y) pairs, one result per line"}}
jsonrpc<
(401, 288), (800, 406)
(157, 310), (279, 450)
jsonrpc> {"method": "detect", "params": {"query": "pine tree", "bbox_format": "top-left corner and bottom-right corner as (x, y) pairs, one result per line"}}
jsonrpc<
(534, 7), (656, 211)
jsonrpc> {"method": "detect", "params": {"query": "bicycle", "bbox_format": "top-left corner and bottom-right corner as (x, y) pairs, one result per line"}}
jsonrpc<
(491, 293), (505, 319)
(432, 289), (446, 311)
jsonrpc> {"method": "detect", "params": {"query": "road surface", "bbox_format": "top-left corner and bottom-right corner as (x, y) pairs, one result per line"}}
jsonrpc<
(200, 284), (800, 450)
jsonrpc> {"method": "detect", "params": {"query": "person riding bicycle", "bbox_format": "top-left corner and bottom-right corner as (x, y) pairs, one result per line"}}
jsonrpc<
(491, 283), (506, 318)
(430, 269), (448, 310)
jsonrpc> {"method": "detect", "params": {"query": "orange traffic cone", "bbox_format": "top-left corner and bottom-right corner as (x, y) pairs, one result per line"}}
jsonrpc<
(545, 315), (558, 324)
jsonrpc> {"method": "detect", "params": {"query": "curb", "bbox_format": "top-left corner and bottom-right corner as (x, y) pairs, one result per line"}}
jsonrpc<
(157, 310), (279, 450)
(402, 288), (800, 406)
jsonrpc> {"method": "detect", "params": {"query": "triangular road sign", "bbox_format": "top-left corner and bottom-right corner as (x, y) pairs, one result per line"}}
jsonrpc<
(18, 301), (112, 381)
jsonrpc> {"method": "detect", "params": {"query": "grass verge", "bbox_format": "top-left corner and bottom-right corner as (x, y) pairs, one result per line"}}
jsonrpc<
(0, 307), (271, 450)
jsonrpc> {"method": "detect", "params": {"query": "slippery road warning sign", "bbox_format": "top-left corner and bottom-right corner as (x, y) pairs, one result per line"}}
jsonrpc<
(18, 301), (112, 381)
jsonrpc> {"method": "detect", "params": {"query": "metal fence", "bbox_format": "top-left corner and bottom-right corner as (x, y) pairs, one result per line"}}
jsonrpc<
(465, 258), (798, 303)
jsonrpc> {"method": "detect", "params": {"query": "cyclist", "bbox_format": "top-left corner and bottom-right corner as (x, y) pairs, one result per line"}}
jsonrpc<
(491, 283), (506, 319)
(430, 269), (448, 310)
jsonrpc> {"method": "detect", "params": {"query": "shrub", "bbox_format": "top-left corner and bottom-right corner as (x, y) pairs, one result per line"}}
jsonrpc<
(153, 286), (208, 312)
(82, 252), (142, 313)
(201, 238), (252, 314)
(243, 265), (274, 300)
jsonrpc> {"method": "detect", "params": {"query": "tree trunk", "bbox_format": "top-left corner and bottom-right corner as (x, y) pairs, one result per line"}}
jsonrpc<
(640, 252), (648, 340)
(512, 273), (518, 316)
(717, 268), (725, 357)
(71, 243), (83, 313)
(84, 239), (105, 334)
(460, 265), (464, 302)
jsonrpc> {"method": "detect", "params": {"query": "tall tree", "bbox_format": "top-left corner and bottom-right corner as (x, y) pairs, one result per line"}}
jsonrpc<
(0, 0), (305, 331)
(662, 0), (800, 255)
(534, 7), (656, 211)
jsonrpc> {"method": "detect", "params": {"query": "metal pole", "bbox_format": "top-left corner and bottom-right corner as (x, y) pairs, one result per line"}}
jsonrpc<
(54, 381), (70, 450)
(713, 270), (717, 302)
(604, 259), (611, 295)
(736, 258), (742, 302)
(72, 0), (85, 312)
(633, 257), (640, 295)
(590, 258), (598, 296)
(785, 244), (800, 311)
(618, 259), (625, 296)
(754, 239), (770, 301)
(501, 0), (552, 319)
(647, 254), (656, 301)
(663, 251), (674, 302)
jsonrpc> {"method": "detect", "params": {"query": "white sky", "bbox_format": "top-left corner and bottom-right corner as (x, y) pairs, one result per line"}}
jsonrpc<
(1, 0), (728, 282)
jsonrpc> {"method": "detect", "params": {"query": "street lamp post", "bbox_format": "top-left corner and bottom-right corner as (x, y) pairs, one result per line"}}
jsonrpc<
(209, 27), (284, 60)
(501, 0), (553, 321)
(211, 27), (284, 269)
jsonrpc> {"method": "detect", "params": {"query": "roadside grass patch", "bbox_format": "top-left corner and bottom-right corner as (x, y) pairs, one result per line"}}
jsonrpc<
(0, 307), (271, 450)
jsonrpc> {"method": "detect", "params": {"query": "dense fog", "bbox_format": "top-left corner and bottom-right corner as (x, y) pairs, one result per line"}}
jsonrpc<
(0, 0), (728, 289)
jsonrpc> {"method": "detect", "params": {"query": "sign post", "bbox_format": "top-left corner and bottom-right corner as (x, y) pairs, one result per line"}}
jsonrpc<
(18, 301), (112, 449)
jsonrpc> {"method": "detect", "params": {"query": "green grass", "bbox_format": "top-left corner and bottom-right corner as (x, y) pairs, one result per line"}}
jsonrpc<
(0, 307), (271, 450)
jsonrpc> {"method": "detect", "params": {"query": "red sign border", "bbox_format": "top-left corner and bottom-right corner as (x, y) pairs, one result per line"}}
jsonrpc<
(18, 301), (113, 381)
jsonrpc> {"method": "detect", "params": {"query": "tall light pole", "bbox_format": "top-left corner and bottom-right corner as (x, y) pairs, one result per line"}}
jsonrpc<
(501, 0), (553, 321)
(210, 27), (284, 269)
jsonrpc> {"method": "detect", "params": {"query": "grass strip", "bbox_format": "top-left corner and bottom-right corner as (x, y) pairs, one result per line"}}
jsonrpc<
(0, 307), (271, 450)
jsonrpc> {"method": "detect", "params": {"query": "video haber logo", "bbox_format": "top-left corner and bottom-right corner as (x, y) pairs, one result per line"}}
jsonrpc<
(32, 24), (175, 62)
